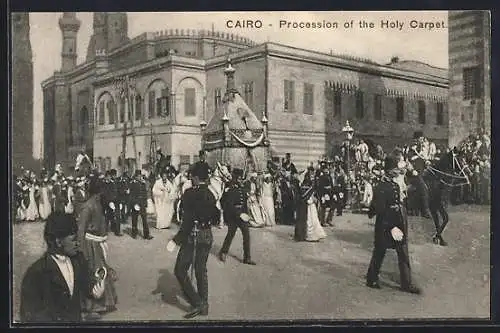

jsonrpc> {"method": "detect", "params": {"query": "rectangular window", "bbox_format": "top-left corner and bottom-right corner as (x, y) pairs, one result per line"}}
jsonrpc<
(396, 97), (404, 122)
(127, 97), (132, 122)
(180, 155), (191, 165)
(98, 101), (105, 125)
(148, 91), (156, 119)
(355, 91), (364, 119)
(463, 66), (481, 100)
(108, 100), (115, 125)
(374, 94), (382, 120)
(158, 88), (169, 117)
(184, 88), (196, 116)
(119, 98), (125, 123)
(284, 80), (295, 112)
(436, 102), (444, 125)
(135, 96), (142, 121)
(214, 88), (222, 112)
(418, 100), (426, 124)
(303, 83), (314, 115)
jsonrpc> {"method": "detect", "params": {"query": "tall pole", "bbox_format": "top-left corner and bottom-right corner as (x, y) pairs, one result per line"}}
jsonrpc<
(121, 122), (127, 175)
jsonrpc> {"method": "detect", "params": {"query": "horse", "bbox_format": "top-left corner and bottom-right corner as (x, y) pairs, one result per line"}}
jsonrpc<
(208, 162), (232, 227)
(413, 149), (473, 246)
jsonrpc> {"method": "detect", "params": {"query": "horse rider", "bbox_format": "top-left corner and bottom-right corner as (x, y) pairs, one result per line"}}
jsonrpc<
(168, 164), (220, 319)
(219, 168), (257, 265)
(366, 153), (421, 295)
(407, 138), (432, 219)
(190, 150), (211, 183)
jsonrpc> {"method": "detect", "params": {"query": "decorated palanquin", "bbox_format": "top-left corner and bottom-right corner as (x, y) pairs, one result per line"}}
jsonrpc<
(201, 59), (270, 177)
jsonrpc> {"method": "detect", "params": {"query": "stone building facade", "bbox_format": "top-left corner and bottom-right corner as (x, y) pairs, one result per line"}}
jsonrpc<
(12, 13), (35, 173)
(42, 12), (449, 173)
(448, 10), (491, 147)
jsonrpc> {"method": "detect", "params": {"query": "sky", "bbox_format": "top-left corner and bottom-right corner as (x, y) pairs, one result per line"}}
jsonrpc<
(28, 11), (448, 159)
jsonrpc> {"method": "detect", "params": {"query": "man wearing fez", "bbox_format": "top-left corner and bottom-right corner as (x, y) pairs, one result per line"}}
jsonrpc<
(20, 212), (105, 323)
(78, 176), (119, 320)
(219, 168), (257, 265)
(366, 154), (421, 295)
(167, 164), (220, 319)
(407, 135), (432, 218)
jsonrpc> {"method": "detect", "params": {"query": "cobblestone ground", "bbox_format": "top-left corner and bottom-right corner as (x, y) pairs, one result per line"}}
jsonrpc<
(12, 205), (490, 322)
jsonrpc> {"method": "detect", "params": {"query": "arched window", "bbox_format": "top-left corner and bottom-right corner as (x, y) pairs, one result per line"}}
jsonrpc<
(96, 92), (115, 127)
(146, 79), (169, 119)
(80, 106), (88, 144)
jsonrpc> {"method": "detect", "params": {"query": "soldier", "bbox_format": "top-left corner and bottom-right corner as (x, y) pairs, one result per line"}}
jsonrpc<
(190, 150), (211, 183)
(167, 164), (220, 319)
(316, 161), (334, 226)
(103, 170), (122, 236)
(129, 170), (153, 240)
(218, 168), (257, 265)
(366, 154), (421, 295)
(117, 171), (131, 226)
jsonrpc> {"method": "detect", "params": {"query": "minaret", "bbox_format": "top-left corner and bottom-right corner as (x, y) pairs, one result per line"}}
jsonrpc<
(59, 12), (81, 71)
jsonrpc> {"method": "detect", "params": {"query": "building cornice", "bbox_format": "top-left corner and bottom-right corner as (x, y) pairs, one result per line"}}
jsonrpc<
(93, 55), (206, 88)
(263, 43), (448, 88)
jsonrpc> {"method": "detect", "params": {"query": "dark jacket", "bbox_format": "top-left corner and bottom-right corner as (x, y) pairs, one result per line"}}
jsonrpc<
(173, 185), (219, 246)
(129, 178), (148, 208)
(368, 177), (408, 249)
(220, 183), (248, 225)
(20, 252), (94, 323)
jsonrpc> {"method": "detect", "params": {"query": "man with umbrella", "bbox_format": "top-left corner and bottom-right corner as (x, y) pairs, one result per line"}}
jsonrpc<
(167, 162), (220, 319)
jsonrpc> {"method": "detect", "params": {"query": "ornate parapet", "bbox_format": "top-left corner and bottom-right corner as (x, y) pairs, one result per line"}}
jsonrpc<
(150, 27), (256, 47)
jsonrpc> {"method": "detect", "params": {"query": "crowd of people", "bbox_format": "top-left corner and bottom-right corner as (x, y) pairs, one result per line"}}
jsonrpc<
(15, 129), (490, 322)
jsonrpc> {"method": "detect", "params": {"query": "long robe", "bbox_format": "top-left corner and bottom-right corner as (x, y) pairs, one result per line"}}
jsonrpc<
(25, 185), (40, 221)
(247, 181), (265, 228)
(152, 178), (175, 229)
(260, 180), (276, 226)
(38, 185), (52, 220)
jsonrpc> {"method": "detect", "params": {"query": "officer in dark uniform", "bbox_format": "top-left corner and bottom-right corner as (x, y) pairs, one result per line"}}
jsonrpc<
(331, 166), (346, 217)
(407, 139), (432, 218)
(117, 171), (131, 225)
(129, 170), (153, 240)
(169, 165), (220, 319)
(218, 168), (257, 265)
(190, 150), (211, 183)
(316, 161), (334, 226)
(366, 154), (421, 294)
(103, 170), (122, 236)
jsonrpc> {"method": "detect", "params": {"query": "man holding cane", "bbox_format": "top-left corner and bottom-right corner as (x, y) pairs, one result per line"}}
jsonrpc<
(166, 164), (220, 319)
(366, 154), (421, 295)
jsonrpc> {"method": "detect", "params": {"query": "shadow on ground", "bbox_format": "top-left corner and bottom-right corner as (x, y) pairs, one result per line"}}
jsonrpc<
(152, 268), (191, 312)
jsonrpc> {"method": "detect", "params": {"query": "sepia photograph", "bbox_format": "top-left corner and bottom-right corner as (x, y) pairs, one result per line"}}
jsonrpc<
(10, 10), (491, 324)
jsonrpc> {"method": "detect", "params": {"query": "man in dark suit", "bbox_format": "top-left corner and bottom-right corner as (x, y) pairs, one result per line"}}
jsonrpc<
(20, 212), (105, 323)
(366, 154), (421, 295)
(407, 138), (432, 218)
(316, 161), (334, 226)
(102, 170), (121, 236)
(190, 150), (211, 183)
(168, 165), (220, 319)
(219, 168), (257, 265)
(129, 170), (153, 240)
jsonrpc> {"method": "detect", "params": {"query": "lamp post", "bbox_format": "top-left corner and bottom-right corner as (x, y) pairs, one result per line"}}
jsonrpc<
(342, 120), (354, 209)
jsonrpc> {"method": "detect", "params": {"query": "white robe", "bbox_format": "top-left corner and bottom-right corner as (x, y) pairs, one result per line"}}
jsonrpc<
(306, 196), (326, 242)
(38, 185), (52, 220)
(260, 181), (276, 226)
(247, 181), (265, 228)
(25, 185), (39, 221)
(152, 178), (175, 229)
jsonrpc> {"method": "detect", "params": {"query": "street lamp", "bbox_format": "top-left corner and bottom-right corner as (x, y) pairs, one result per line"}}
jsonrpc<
(342, 120), (354, 209)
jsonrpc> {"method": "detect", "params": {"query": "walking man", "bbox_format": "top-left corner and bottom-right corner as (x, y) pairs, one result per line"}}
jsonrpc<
(167, 165), (220, 319)
(129, 170), (153, 240)
(218, 168), (257, 265)
(366, 154), (421, 295)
